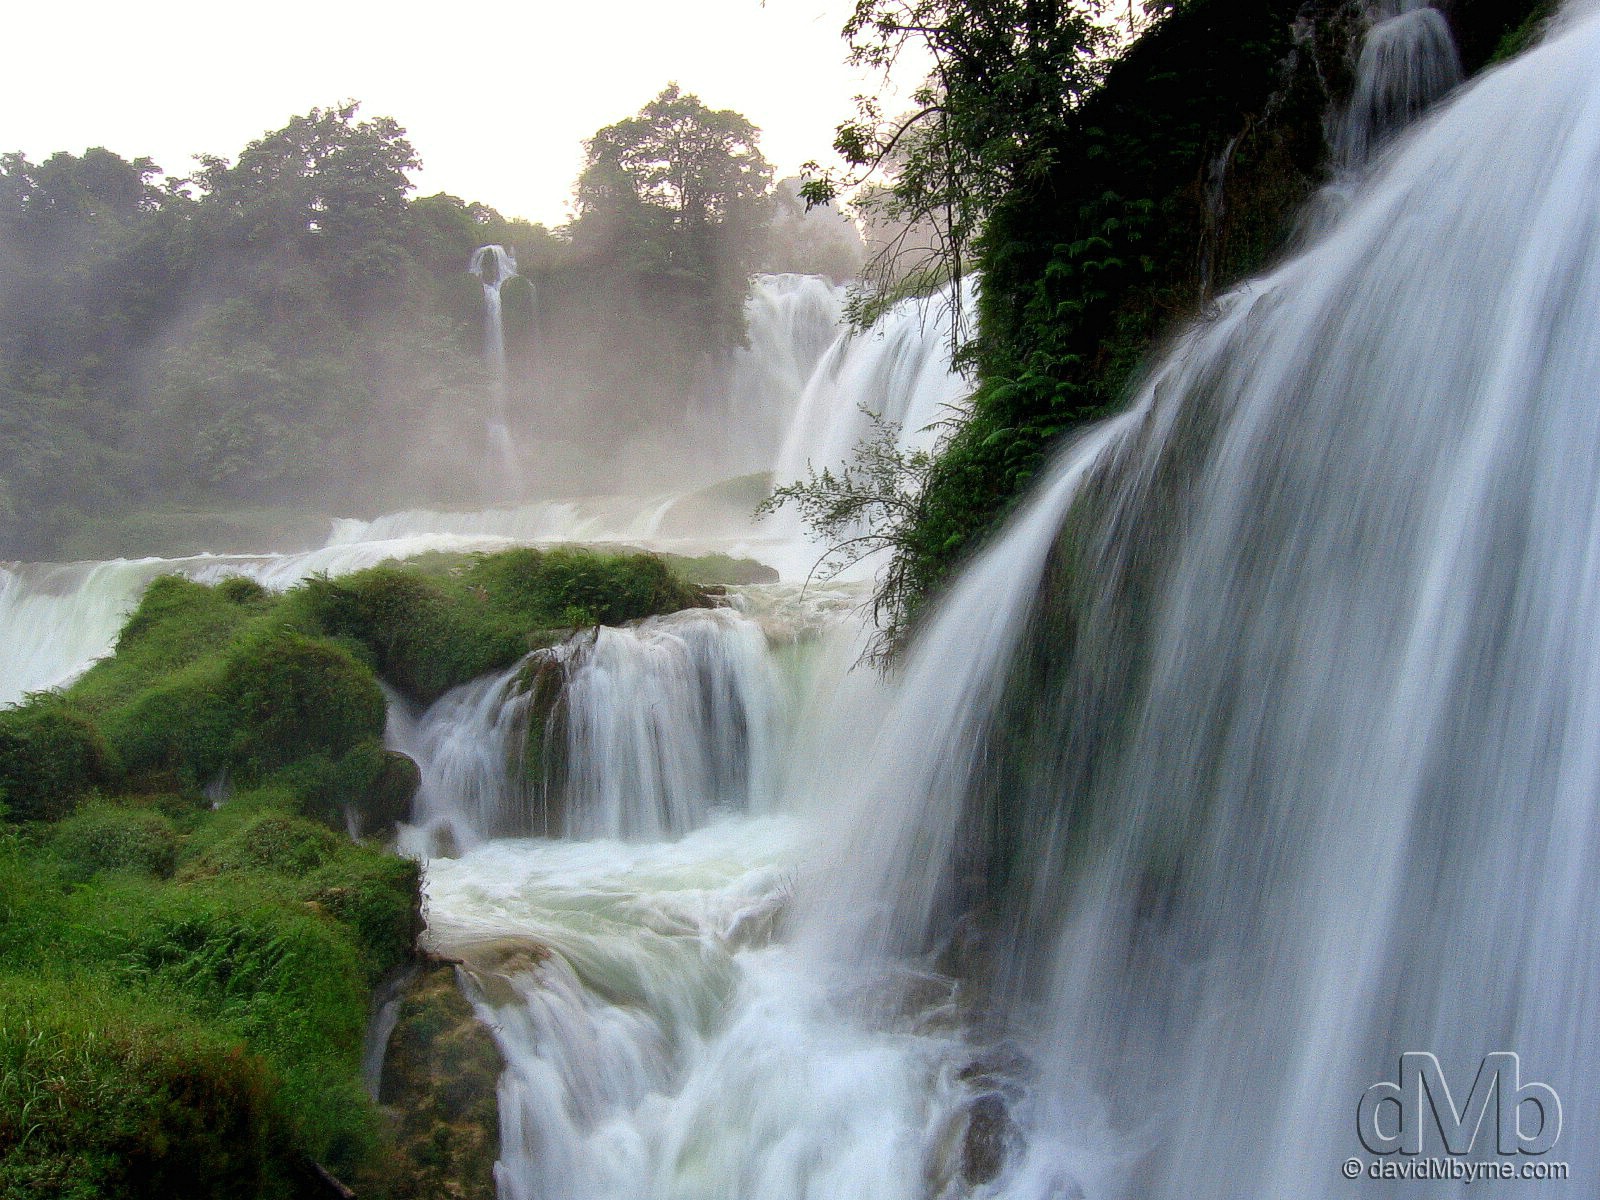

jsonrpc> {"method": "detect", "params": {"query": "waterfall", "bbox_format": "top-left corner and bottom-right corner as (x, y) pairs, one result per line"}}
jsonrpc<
(710, 273), (847, 476)
(800, 9), (1600, 1197)
(1336, 5), (1462, 170)
(469, 243), (522, 495)
(395, 607), (784, 855)
(770, 282), (973, 490)
(559, 608), (782, 840)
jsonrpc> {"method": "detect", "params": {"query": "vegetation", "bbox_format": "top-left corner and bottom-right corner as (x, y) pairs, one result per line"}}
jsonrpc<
(0, 96), (862, 562)
(0, 544), (715, 1193)
(778, 0), (1547, 655)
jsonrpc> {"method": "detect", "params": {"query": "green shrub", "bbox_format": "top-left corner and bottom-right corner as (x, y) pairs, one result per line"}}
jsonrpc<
(0, 975), (299, 1200)
(51, 803), (178, 881)
(73, 575), (257, 715)
(103, 670), (234, 787)
(184, 810), (343, 878)
(296, 569), (525, 705)
(471, 546), (699, 627)
(224, 631), (385, 773)
(306, 854), (423, 984)
(0, 701), (118, 823)
(215, 575), (268, 605)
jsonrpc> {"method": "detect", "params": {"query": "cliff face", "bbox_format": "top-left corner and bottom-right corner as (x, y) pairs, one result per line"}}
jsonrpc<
(900, 0), (1547, 618)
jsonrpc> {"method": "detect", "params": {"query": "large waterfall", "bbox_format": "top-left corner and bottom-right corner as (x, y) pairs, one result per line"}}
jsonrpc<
(803, 8), (1600, 1197)
(409, 7), (1597, 1198)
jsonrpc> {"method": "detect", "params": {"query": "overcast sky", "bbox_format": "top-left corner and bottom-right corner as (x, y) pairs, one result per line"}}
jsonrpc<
(5, 0), (917, 226)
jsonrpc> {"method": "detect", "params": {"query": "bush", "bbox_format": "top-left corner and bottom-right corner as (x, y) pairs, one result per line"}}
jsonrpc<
(184, 810), (343, 878)
(296, 569), (525, 705)
(51, 803), (179, 882)
(224, 631), (385, 773)
(0, 701), (119, 823)
(104, 671), (234, 788)
(0, 976), (299, 1200)
(471, 546), (699, 627)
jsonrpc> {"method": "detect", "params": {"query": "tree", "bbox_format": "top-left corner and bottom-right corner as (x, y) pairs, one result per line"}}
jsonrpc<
(574, 84), (773, 346)
(578, 83), (772, 251)
(192, 103), (420, 304)
(804, 0), (1115, 314)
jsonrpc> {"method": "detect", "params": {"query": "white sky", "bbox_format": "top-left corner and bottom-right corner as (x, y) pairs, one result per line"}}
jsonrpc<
(4, 0), (917, 226)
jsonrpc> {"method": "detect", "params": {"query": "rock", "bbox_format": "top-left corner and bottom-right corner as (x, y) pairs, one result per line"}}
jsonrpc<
(371, 959), (504, 1200)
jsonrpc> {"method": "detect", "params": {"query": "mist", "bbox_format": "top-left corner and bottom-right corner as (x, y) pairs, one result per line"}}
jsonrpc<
(0, 108), (866, 563)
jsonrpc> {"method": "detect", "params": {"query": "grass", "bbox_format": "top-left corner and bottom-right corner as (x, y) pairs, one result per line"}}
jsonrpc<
(0, 542), (713, 1194)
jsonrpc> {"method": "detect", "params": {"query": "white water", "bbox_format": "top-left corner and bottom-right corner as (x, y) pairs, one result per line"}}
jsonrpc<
(9, 12), (1586, 1199)
(808, 11), (1600, 1199)
(411, 10), (1600, 1199)
(771, 282), (973, 491)
(709, 274), (847, 476)
(1336, 5), (1463, 170)
(470, 244), (522, 496)
(394, 607), (784, 856)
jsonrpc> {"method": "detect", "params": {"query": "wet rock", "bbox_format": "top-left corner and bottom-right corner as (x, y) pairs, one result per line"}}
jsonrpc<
(374, 958), (504, 1200)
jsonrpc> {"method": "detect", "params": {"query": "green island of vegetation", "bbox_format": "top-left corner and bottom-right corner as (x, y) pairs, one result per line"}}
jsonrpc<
(0, 546), (736, 1198)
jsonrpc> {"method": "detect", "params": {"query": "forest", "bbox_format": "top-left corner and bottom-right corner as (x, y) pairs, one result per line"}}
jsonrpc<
(0, 90), (861, 561)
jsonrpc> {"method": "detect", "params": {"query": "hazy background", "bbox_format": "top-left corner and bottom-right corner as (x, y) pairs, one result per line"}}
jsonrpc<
(4, 0), (919, 226)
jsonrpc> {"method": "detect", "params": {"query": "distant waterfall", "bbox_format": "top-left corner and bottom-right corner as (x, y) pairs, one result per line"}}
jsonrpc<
(710, 274), (847, 476)
(1336, 5), (1462, 170)
(771, 282), (972, 489)
(469, 244), (522, 496)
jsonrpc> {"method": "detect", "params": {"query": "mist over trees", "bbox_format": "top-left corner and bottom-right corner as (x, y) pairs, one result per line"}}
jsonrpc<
(0, 93), (864, 560)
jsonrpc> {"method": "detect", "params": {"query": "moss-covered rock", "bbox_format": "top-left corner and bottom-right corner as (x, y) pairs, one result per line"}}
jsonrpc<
(377, 959), (502, 1200)
(0, 700), (119, 823)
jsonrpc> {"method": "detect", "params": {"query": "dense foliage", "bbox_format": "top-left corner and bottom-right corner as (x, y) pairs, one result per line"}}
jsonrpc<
(793, 0), (1548, 653)
(0, 98), (861, 562)
(0, 545), (722, 1194)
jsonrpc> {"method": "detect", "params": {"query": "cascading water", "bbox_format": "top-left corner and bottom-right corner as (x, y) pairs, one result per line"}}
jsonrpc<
(707, 273), (847, 476)
(1336, 4), (1463, 170)
(396, 607), (784, 856)
(771, 281), (973, 491)
(470, 243), (523, 496)
(796, 9), (1600, 1198)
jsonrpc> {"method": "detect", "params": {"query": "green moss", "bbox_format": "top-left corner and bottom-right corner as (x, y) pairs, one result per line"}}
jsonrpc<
(183, 809), (345, 877)
(657, 551), (779, 586)
(0, 541), (716, 1191)
(50, 802), (179, 882)
(294, 567), (528, 705)
(0, 699), (119, 823)
(0, 825), (409, 1193)
(296, 545), (703, 704)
